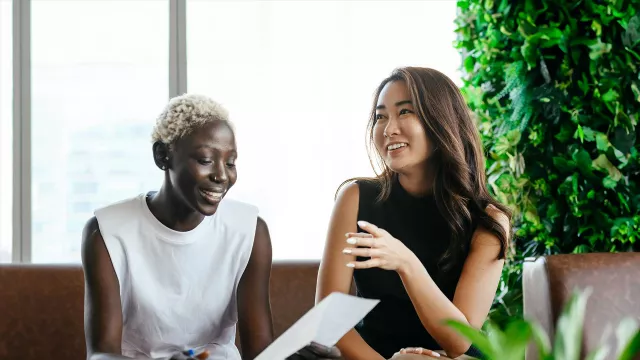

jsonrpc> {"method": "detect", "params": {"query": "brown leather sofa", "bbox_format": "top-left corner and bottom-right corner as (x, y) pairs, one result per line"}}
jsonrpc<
(523, 252), (640, 360)
(0, 261), (323, 360)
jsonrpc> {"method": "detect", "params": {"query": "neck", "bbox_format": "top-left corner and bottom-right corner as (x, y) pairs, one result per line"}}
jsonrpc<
(147, 183), (204, 232)
(397, 162), (435, 197)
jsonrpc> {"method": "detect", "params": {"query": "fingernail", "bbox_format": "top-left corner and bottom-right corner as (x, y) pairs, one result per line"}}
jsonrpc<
(432, 352), (440, 357)
(346, 238), (357, 244)
(357, 221), (368, 227)
(346, 263), (355, 268)
(196, 351), (210, 360)
(342, 248), (352, 254)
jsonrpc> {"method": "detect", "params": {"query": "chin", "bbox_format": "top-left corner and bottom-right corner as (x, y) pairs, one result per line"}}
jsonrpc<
(386, 160), (409, 172)
(197, 202), (221, 216)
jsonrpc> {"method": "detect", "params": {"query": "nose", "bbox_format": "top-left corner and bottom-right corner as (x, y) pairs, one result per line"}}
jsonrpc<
(209, 161), (228, 184)
(383, 116), (400, 138)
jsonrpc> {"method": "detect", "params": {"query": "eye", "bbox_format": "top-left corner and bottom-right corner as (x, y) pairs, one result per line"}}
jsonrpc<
(399, 108), (413, 115)
(197, 159), (212, 165)
(226, 162), (236, 168)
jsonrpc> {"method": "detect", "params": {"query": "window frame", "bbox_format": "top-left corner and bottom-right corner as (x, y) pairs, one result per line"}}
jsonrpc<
(8, 0), (187, 263)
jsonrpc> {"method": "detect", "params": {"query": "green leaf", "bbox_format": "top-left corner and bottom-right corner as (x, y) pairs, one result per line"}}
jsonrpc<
(553, 288), (592, 360)
(603, 176), (618, 189)
(588, 39), (613, 60)
(554, 157), (575, 172)
(501, 320), (534, 359)
(529, 321), (553, 359)
(574, 244), (590, 253)
(585, 346), (609, 360)
(617, 330), (640, 360)
(592, 154), (622, 181)
(445, 320), (496, 359)
(557, 124), (576, 142)
(464, 55), (475, 73)
(596, 133), (610, 151)
(582, 126), (596, 141)
(574, 149), (594, 176)
(616, 319), (640, 360)
(602, 89), (619, 102)
(575, 125), (585, 142)
(631, 83), (640, 103)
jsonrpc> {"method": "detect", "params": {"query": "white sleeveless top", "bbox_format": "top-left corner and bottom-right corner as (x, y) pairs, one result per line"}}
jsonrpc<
(94, 193), (258, 360)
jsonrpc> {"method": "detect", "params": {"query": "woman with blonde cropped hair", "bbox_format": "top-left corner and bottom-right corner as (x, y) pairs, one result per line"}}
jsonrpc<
(82, 94), (340, 360)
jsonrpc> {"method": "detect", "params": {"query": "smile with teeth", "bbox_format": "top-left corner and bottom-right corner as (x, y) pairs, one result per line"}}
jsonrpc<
(387, 143), (408, 151)
(200, 189), (224, 203)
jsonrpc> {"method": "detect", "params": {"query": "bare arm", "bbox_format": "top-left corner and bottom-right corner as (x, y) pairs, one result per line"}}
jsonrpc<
(398, 207), (508, 358)
(237, 216), (275, 360)
(316, 183), (385, 360)
(81, 217), (138, 360)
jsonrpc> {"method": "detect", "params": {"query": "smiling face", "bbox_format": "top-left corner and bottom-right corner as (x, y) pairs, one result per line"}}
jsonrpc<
(373, 80), (432, 174)
(166, 120), (238, 216)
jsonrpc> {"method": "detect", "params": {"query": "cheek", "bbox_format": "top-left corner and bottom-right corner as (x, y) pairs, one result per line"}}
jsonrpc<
(227, 168), (238, 187)
(406, 122), (430, 152)
(174, 164), (202, 191)
(373, 125), (386, 152)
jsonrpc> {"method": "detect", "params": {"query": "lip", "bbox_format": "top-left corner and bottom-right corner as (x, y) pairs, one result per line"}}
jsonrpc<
(386, 142), (409, 156)
(198, 188), (226, 206)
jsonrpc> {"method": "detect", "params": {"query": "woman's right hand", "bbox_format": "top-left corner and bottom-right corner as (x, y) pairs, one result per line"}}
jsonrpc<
(287, 342), (342, 359)
(169, 353), (195, 360)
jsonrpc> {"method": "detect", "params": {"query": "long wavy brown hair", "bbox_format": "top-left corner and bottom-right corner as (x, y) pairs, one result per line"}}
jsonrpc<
(340, 67), (512, 273)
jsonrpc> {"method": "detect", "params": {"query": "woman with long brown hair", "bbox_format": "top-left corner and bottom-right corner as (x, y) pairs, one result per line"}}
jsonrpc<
(316, 67), (511, 360)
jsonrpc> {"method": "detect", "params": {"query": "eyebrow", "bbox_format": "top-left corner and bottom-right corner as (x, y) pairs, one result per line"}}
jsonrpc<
(194, 144), (237, 154)
(375, 100), (412, 110)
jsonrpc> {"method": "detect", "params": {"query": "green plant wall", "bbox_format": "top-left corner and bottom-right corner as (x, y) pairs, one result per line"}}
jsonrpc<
(454, 0), (640, 323)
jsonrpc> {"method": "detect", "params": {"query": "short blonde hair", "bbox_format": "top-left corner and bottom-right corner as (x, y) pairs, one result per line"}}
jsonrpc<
(151, 93), (230, 144)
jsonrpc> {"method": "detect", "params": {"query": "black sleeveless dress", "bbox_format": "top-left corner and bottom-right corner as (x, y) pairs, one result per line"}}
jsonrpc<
(353, 178), (479, 359)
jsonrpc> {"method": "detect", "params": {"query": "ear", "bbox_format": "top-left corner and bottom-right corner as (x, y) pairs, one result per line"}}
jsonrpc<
(152, 141), (171, 171)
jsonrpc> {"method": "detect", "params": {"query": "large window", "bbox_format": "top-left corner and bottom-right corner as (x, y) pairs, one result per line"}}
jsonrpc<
(6, 0), (461, 263)
(0, 0), (12, 263)
(30, 0), (168, 262)
(187, 0), (460, 259)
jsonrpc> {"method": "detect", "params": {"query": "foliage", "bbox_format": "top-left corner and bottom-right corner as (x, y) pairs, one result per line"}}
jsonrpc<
(455, 0), (640, 322)
(447, 288), (640, 360)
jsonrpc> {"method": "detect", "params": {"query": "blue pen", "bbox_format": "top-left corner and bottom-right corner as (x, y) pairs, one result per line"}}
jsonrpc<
(185, 348), (209, 360)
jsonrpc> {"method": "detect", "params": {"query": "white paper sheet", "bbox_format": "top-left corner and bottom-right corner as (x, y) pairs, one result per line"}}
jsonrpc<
(253, 292), (379, 360)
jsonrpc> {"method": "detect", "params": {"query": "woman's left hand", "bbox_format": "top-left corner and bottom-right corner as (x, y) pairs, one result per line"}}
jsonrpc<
(343, 220), (416, 273)
(394, 347), (441, 358)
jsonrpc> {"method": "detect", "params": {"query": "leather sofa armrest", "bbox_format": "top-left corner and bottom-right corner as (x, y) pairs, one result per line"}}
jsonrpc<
(523, 257), (553, 360)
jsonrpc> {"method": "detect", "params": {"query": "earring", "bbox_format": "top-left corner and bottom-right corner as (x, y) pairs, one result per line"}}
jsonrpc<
(161, 165), (166, 170)
(164, 157), (169, 160)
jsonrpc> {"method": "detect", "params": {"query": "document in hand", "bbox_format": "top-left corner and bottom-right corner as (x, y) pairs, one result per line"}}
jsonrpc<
(254, 292), (380, 360)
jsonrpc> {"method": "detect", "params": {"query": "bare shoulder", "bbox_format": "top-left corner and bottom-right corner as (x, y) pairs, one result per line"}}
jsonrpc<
(252, 216), (272, 255)
(82, 216), (101, 240)
(336, 181), (360, 204)
(485, 204), (510, 231)
(470, 205), (510, 248)
(81, 216), (104, 265)
(329, 181), (360, 229)
(255, 216), (270, 237)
